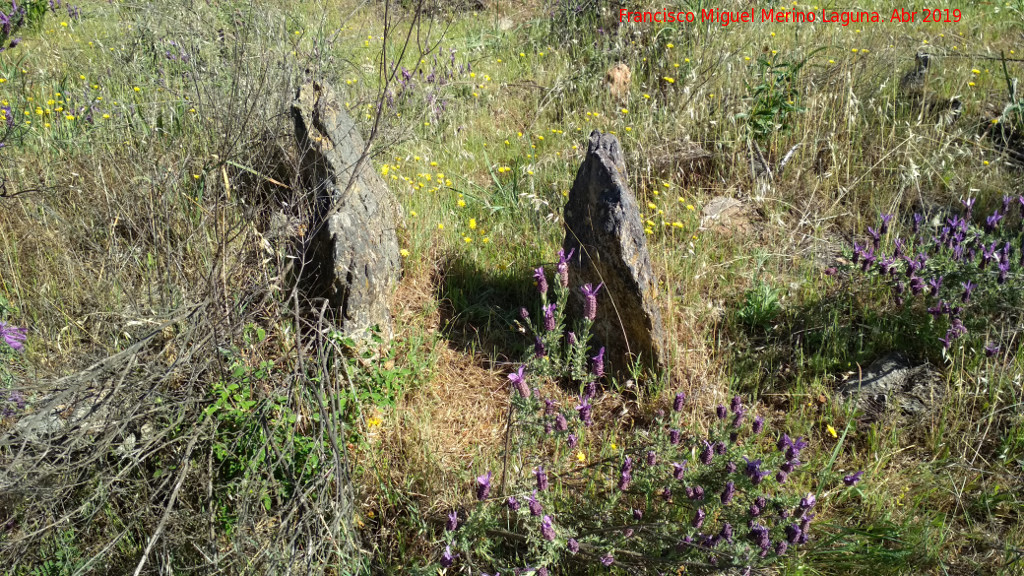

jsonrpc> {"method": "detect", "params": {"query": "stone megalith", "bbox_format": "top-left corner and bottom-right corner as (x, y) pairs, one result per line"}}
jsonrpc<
(562, 130), (666, 375)
(292, 80), (402, 337)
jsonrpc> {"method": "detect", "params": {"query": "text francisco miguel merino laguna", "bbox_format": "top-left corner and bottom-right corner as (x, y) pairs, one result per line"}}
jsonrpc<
(619, 7), (962, 26)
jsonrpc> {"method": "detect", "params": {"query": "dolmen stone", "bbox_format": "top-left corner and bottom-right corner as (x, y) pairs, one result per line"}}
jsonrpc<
(562, 130), (666, 376)
(292, 80), (402, 338)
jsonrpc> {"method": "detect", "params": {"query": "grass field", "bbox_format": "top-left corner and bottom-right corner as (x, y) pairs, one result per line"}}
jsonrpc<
(1, 0), (1023, 574)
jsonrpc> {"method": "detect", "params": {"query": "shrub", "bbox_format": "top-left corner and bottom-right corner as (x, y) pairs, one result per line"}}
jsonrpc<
(845, 195), (1024, 359)
(437, 251), (863, 574)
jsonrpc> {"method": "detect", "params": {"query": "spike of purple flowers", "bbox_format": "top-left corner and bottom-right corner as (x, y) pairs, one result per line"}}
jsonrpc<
(542, 303), (557, 331)
(533, 266), (548, 295)
(879, 213), (893, 235)
(540, 515), (556, 541)
(721, 481), (736, 504)
(961, 281), (976, 304)
(673, 391), (686, 411)
(476, 471), (493, 501)
(0, 322), (27, 352)
(579, 283), (603, 321)
(528, 491), (542, 516)
(446, 510), (458, 531)
(508, 365), (529, 397)
(591, 347), (605, 378)
(843, 471), (865, 486)
(556, 248), (574, 288)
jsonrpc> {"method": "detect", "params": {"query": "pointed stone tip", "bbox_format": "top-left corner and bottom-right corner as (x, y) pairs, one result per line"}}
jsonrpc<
(587, 130), (622, 161)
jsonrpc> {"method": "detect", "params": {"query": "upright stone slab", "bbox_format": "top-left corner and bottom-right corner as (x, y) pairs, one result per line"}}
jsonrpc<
(563, 130), (666, 375)
(292, 80), (402, 337)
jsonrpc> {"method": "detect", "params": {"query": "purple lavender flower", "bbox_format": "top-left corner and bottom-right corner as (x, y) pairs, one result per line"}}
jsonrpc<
(591, 347), (605, 379)
(579, 283), (603, 321)
(984, 343), (1000, 357)
(749, 502), (762, 517)
(721, 481), (736, 504)
(567, 433), (578, 448)
(535, 466), (549, 491)
(567, 331), (576, 347)
(533, 266), (548, 295)
(508, 365), (529, 397)
(520, 307), (530, 320)
(686, 485), (705, 500)
(673, 462), (686, 480)
(928, 277), (943, 297)
(879, 213), (893, 235)
(446, 510), (458, 531)
(962, 196), (975, 214)
(725, 461), (737, 474)
(0, 322), (27, 352)
(909, 276), (924, 296)
(673, 391), (686, 411)
(646, 450), (657, 466)
(669, 429), (681, 445)
(633, 508), (643, 521)
(540, 515), (556, 541)
(732, 410), (745, 428)
(476, 471), (493, 500)
(798, 493), (817, 513)
(600, 554), (614, 567)
(785, 524), (801, 544)
(567, 538), (579, 554)
(692, 507), (706, 528)
(730, 395), (743, 412)
(867, 227), (881, 249)
(961, 281), (976, 304)
(776, 540), (788, 555)
(986, 211), (1003, 232)
(699, 441), (713, 465)
(713, 441), (726, 455)
(843, 471), (865, 486)
(555, 412), (568, 431)
(752, 416), (764, 434)
(576, 398), (593, 426)
(440, 545), (457, 568)
(912, 213), (923, 234)
(784, 436), (808, 460)
(507, 496), (521, 511)
(619, 457), (632, 491)
(534, 336), (546, 358)
(583, 380), (596, 400)
(541, 303), (557, 331)
(528, 492), (543, 516)
(556, 248), (574, 288)
(776, 470), (788, 484)
(749, 523), (770, 552)
(716, 405), (728, 420)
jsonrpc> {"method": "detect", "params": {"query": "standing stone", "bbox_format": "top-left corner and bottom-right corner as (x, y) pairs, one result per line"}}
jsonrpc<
(563, 130), (666, 375)
(292, 80), (402, 337)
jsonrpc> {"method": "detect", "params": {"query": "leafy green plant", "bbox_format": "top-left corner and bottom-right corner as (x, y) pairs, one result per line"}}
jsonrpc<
(736, 281), (781, 332)
(436, 250), (866, 574)
(737, 51), (820, 144)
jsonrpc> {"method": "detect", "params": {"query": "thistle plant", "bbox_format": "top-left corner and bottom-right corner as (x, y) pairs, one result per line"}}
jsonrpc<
(438, 251), (863, 574)
(845, 195), (1024, 357)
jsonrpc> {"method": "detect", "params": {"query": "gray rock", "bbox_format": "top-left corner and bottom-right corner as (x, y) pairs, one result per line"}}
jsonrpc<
(837, 352), (944, 420)
(562, 130), (666, 375)
(292, 80), (402, 338)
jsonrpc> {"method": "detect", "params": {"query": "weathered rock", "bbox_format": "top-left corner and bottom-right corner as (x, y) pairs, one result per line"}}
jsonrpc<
(606, 63), (631, 105)
(837, 352), (944, 421)
(562, 130), (666, 375)
(700, 196), (752, 236)
(648, 139), (713, 184)
(292, 80), (402, 338)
